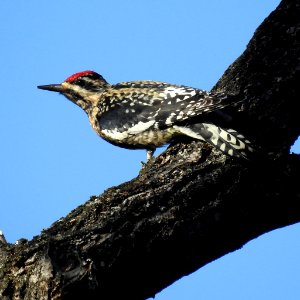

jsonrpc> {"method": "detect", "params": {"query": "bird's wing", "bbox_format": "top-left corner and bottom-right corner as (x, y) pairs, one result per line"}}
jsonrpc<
(98, 81), (238, 135)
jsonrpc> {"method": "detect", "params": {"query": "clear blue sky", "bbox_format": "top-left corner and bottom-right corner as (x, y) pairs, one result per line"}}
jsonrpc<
(1, 1), (299, 299)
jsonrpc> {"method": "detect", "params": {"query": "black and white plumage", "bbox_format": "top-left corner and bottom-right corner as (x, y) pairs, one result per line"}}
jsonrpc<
(38, 71), (253, 161)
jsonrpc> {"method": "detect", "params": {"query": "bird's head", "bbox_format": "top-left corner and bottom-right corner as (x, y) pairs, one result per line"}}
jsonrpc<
(38, 70), (109, 110)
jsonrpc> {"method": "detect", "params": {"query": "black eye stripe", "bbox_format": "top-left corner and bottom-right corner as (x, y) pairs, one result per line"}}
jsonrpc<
(74, 76), (106, 91)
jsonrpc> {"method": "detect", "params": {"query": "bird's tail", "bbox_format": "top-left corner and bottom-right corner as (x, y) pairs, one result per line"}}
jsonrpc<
(174, 123), (254, 159)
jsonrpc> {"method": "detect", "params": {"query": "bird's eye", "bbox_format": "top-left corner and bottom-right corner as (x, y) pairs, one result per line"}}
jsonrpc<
(76, 79), (84, 85)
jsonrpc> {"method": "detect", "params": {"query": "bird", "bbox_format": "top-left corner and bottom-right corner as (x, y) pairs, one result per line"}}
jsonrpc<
(37, 70), (253, 161)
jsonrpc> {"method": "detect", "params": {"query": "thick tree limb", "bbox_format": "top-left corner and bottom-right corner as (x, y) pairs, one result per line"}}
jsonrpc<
(1, 0), (300, 299)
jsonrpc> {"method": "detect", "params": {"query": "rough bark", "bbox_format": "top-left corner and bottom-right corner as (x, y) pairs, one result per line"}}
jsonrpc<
(1, 0), (300, 299)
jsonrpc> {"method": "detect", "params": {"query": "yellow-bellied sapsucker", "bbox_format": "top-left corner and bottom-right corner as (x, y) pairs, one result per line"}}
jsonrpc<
(38, 70), (253, 161)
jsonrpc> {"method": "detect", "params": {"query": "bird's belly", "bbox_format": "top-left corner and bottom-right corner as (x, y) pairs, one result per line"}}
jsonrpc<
(88, 110), (178, 149)
(120, 128), (177, 148)
(95, 125), (177, 149)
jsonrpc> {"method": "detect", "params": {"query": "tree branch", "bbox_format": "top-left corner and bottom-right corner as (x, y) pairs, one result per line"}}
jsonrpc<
(1, 0), (299, 299)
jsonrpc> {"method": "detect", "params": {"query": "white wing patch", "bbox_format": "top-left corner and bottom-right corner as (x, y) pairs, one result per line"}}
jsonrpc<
(101, 120), (155, 141)
(165, 113), (177, 125)
(127, 120), (155, 134)
(160, 87), (197, 100)
(101, 128), (129, 141)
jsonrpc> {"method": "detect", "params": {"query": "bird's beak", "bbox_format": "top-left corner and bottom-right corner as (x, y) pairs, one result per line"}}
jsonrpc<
(37, 84), (63, 92)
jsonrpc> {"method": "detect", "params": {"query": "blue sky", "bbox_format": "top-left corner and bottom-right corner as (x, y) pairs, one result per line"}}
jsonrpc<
(1, 1), (299, 299)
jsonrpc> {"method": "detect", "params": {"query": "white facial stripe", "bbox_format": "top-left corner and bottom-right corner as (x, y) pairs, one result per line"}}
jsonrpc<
(62, 82), (86, 93)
